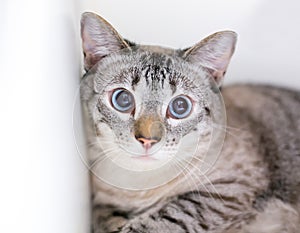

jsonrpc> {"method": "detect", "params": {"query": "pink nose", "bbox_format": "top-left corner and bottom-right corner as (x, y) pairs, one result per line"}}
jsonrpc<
(136, 137), (158, 149)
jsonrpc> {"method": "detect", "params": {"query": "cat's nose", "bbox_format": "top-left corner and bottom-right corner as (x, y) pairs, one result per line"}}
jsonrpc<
(135, 135), (160, 149)
(134, 115), (164, 149)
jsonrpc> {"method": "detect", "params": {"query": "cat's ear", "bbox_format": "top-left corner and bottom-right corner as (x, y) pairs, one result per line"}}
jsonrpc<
(81, 12), (130, 71)
(182, 31), (237, 86)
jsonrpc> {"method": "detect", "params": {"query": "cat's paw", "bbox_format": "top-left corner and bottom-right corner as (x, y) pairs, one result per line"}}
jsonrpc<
(92, 207), (128, 233)
(119, 217), (148, 233)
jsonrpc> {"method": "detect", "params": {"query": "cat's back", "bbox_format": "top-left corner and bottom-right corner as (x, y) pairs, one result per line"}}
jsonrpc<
(222, 84), (300, 130)
(222, 84), (300, 206)
(222, 84), (300, 140)
(223, 84), (299, 113)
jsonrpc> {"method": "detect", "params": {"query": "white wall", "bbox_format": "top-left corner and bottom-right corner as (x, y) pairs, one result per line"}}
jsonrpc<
(0, 1), (299, 233)
(83, 0), (300, 88)
(0, 1), (90, 233)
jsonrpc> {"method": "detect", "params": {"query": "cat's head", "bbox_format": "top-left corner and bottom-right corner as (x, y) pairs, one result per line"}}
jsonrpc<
(80, 12), (236, 176)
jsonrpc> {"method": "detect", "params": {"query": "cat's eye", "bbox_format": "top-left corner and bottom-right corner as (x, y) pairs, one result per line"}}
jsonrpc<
(167, 95), (193, 119)
(111, 89), (135, 113)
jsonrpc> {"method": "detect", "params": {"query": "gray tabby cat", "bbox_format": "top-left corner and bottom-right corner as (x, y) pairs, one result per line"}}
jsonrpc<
(80, 12), (300, 233)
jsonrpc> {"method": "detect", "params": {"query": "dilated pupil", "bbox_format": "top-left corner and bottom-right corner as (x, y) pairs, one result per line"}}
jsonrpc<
(172, 97), (188, 114)
(116, 91), (132, 108)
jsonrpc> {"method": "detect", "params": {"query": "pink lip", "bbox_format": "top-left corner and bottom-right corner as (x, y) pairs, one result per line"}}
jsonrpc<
(131, 155), (157, 161)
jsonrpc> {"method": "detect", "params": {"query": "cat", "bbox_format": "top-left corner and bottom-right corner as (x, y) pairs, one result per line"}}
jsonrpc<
(80, 12), (300, 233)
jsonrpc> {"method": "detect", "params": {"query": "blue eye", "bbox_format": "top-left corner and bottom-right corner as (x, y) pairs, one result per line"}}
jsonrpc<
(168, 95), (193, 119)
(111, 89), (135, 113)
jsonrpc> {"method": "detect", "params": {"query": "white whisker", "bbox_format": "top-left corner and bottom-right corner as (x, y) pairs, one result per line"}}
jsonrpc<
(174, 157), (223, 207)
(211, 123), (243, 141)
(179, 157), (225, 204)
(88, 147), (119, 170)
(171, 158), (201, 197)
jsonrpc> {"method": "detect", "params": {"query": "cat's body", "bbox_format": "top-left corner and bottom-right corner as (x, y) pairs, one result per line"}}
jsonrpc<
(80, 12), (300, 233)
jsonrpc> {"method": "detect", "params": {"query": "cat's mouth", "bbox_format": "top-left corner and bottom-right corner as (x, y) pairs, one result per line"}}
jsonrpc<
(131, 154), (158, 161)
(129, 145), (162, 161)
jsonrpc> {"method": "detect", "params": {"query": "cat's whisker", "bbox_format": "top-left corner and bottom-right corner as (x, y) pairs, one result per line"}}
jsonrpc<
(176, 147), (227, 204)
(211, 122), (246, 136)
(199, 173), (226, 204)
(178, 156), (225, 205)
(211, 124), (243, 141)
(187, 155), (219, 174)
(170, 160), (194, 192)
(88, 147), (119, 170)
(110, 148), (125, 163)
(87, 140), (102, 147)
(212, 123), (247, 132)
(87, 138), (116, 147)
(172, 157), (222, 208)
(89, 154), (110, 170)
(172, 157), (211, 200)
(171, 158), (203, 197)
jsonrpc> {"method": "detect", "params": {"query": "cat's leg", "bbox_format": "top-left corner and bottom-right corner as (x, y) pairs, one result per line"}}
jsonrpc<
(120, 192), (248, 233)
(119, 205), (188, 233)
(92, 205), (129, 233)
(233, 199), (300, 233)
(120, 196), (300, 233)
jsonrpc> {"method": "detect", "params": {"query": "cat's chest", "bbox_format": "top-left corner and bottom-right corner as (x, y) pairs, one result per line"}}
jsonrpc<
(92, 176), (168, 211)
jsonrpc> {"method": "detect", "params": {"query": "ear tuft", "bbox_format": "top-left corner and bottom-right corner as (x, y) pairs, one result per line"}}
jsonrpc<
(81, 12), (130, 71)
(183, 31), (237, 86)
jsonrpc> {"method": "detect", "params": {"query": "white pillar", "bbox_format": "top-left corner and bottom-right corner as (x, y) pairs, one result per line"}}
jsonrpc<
(0, 1), (90, 232)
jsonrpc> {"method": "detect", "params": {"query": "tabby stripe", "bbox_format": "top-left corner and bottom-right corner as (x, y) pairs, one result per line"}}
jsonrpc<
(223, 203), (243, 212)
(179, 196), (206, 221)
(248, 88), (300, 204)
(143, 65), (151, 86)
(206, 204), (229, 221)
(199, 222), (209, 231)
(149, 214), (156, 220)
(176, 201), (197, 218)
(266, 90), (295, 125)
(161, 215), (189, 232)
(198, 191), (244, 205)
(162, 198), (210, 231)
(211, 179), (256, 191)
(131, 68), (140, 88)
(285, 88), (300, 103)
(125, 227), (141, 233)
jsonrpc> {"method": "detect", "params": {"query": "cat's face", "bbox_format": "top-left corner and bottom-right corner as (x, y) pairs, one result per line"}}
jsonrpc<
(82, 50), (215, 171)
(80, 12), (236, 178)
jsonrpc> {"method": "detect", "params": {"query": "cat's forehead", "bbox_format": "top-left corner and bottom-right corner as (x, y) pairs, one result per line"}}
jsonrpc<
(93, 48), (208, 96)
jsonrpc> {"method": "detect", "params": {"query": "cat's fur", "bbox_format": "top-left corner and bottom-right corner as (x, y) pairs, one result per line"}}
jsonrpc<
(80, 12), (300, 233)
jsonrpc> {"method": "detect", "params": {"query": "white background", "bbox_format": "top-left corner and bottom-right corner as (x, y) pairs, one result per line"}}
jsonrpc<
(0, 0), (299, 233)
(84, 0), (300, 88)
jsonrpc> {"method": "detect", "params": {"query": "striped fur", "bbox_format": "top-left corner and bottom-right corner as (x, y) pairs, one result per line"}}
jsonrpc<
(80, 12), (300, 233)
(91, 85), (300, 233)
